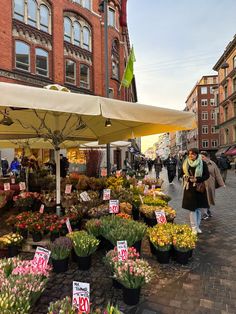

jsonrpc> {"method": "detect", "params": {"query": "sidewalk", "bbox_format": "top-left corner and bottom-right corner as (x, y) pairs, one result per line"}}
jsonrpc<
(133, 169), (236, 314)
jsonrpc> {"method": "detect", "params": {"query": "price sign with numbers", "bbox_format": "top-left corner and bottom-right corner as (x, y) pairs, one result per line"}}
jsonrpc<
(11, 177), (15, 184)
(65, 184), (72, 194)
(3, 183), (10, 191)
(39, 204), (44, 214)
(117, 240), (128, 261)
(103, 189), (111, 201)
(19, 182), (26, 191)
(155, 210), (167, 224)
(33, 247), (51, 269)
(109, 200), (119, 214)
(80, 192), (91, 202)
(73, 281), (90, 313)
(66, 218), (72, 233)
(101, 168), (107, 177)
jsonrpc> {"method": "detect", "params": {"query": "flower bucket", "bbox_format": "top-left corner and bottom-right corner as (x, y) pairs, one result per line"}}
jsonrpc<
(19, 228), (28, 239)
(132, 206), (139, 221)
(112, 278), (123, 289)
(143, 216), (157, 227)
(149, 240), (156, 255)
(32, 232), (43, 242)
(8, 245), (19, 257)
(175, 249), (190, 265)
(123, 287), (141, 305)
(132, 240), (142, 254)
(76, 254), (92, 271)
(50, 232), (60, 242)
(52, 257), (69, 273)
(155, 249), (171, 264)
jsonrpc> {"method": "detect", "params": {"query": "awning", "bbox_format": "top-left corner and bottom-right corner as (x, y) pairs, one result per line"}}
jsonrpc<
(215, 146), (231, 157)
(225, 145), (236, 156)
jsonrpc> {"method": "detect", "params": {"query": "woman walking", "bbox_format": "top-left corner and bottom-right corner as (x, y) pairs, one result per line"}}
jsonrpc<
(182, 148), (209, 234)
(200, 151), (225, 219)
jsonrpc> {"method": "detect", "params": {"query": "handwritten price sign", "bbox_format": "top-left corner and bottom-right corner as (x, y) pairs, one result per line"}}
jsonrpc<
(39, 204), (44, 214)
(65, 184), (72, 194)
(19, 182), (26, 191)
(103, 189), (111, 201)
(73, 281), (90, 313)
(117, 240), (128, 261)
(80, 192), (91, 202)
(3, 183), (10, 191)
(155, 210), (167, 224)
(33, 247), (51, 269)
(109, 200), (119, 214)
(11, 177), (15, 184)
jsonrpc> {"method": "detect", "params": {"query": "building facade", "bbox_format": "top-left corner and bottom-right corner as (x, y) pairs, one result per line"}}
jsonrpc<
(213, 34), (236, 156)
(185, 75), (219, 157)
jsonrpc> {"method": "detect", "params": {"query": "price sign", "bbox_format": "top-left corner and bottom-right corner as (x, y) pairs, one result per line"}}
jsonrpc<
(19, 182), (26, 191)
(39, 204), (44, 214)
(101, 168), (107, 177)
(11, 177), (15, 184)
(117, 240), (128, 261)
(65, 184), (72, 194)
(33, 247), (51, 269)
(80, 192), (91, 202)
(103, 189), (111, 201)
(155, 210), (167, 224)
(73, 281), (90, 313)
(3, 183), (10, 191)
(109, 200), (119, 214)
(66, 218), (72, 233)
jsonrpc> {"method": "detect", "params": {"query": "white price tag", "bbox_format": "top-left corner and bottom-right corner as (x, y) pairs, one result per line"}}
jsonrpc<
(33, 247), (51, 269)
(73, 281), (90, 313)
(80, 192), (91, 202)
(39, 204), (44, 214)
(3, 183), (10, 191)
(103, 189), (111, 201)
(66, 218), (72, 233)
(155, 210), (167, 224)
(11, 177), (15, 184)
(109, 200), (119, 214)
(19, 182), (26, 191)
(65, 184), (72, 194)
(117, 240), (128, 261)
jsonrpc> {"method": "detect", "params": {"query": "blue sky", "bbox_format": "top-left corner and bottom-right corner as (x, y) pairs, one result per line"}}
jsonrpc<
(127, 0), (236, 151)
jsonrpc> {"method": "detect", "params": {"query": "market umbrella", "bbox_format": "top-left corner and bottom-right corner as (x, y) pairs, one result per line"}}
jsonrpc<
(0, 82), (196, 211)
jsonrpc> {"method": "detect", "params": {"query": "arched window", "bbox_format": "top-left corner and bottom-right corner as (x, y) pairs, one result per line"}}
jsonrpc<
(80, 64), (90, 89)
(15, 41), (30, 71)
(82, 27), (90, 50)
(64, 17), (72, 43)
(14, 0), (24, 21)
(74, 22), (81, 46)
(40, 5), (49, 32)
(36, 48), (48, 76)
(28, 0), (37, 27)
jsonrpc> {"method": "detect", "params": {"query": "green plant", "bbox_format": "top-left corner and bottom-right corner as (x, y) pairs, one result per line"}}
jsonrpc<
(67, 231), (99, 257)
(50, 237), (72, 260)
(48, 296), (77, 314)
(85, 219), (102, 238)
(143, 196), (167, 207)
(172, 224), (197, 252)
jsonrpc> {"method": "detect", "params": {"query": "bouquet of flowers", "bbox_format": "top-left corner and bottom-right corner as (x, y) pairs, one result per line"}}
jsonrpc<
(85, 219), (102, 238)
(50, 237), (72, 260)
(172, 224), (197, 252)
(13, 192), (36, 208)
(148, 224), (173, 251)
(48, 296), (77, 314)
(143, 196), (167, 207)
(116, 212), (131, 220)
(163, 206), (176, 221)
(0, 232), (23, 247)
(113, 259), (154, 288)
(67, 231), (99, 257)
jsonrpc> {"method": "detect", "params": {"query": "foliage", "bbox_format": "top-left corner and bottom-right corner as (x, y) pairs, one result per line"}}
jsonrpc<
(50, 237), (73, 260)
(67, 231), (99, 257)
(85, 219), (102, 238)
(147, 224), (173, 251)
(105, 176), (124, 191)
(48, 296), (77, 314)
(143, 196), (167, 207)
(172, 224), (197, 252)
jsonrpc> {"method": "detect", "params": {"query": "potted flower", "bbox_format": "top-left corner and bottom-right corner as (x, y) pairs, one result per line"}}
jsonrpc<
(27, 219), (45, 242)
(0, 232), (23, 257)
(50, 237), (72, 273)
(163, 206), (176, 223)
(48, 296), (77, 314)
(113, 258), (154, 305)
(131, 194), (141, 220)
(46, 220), (64, 242)
(67, 231), (99, 270)
(13, 192), (35, 211)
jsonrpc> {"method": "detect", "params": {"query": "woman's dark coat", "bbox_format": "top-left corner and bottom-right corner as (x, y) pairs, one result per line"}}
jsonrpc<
(182, 161), (210, 211)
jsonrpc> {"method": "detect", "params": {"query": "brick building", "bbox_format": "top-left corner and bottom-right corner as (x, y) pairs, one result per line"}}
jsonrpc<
(0, 0), (136, 102)
(185, 75), (219, 157)
(213, 34), (236, 157)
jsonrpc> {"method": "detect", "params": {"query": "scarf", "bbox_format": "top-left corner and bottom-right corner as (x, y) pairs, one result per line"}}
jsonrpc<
(182, 155), (203, 178)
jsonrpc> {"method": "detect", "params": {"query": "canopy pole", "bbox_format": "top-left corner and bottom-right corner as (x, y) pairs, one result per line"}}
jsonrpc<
(55, 148), (61, 216)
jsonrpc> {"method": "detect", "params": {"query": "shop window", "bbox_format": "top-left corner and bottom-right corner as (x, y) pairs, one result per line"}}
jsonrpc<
(15, 40), (30, 71)
(80, 64), (89, 89)
(65, 60), (76, 85)
(36, 48), (48, 77)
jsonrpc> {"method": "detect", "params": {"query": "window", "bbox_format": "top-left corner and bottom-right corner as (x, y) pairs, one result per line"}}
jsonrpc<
(64, 17), (72, 42)
(211, 140), (218, 148)
(201, 99), (208, 106)
(233, 77), (236, 93)
(202, 140), (209, 148)
(36, 48), (48, 76)
(211, 110), (215, 120)
(211, 126), (216, 134)
(108, 8), (115, 27)
(234, 56), (236, 69)
(83, 0), (90, 9)
(74, 22), (81, 46)
(65, 60), (76, 84)
(201, 112), (208, 120)
(210, 99), (215, 106)
(80, 64), (89, 89)
(15, 41), (30, 71)
(40, 5), (49, 32)
(14, 0), (24, 21)
(109, 88), (114, 98)
(112, 60), (119, 79)
(111, 39), (119, 80)
(210, 86), (214, 94)
(201, 86), (207, 94)
(202, 125), (208, 134)
(82, 27), (90, 50)
(224, 106), (228, 121)
(28, 0), (37, 27)
(224, 85), (228, 99)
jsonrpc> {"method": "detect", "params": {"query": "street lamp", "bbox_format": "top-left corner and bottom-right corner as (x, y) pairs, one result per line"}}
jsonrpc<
(99, 0), (111, 176)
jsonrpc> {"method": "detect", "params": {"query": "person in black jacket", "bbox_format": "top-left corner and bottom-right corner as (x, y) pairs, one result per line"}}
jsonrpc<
(181, 148), (209, 234)
(164, 154), (177, 183)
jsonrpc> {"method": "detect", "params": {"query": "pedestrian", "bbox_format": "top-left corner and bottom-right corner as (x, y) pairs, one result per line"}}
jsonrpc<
(147, 158), (153, 172)
(153, 155), (162, 178)
(10, 157), (20, 176)
(217, 153), (231, 183)
(200, 151), (225, 219)
(164, 154), (177, 183)
(60, 154), (69, 178)
(1, 157), (9, 176)
(177, 154), (185, 180)
(181, 148), (210, 234)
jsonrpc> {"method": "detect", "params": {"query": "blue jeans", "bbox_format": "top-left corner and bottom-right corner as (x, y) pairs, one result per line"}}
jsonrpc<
(189, 208), (201, 230)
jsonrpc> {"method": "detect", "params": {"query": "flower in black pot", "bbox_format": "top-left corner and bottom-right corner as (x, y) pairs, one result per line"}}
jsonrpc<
(0, 232), (23, 257)
(50, 236), (72, 273)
